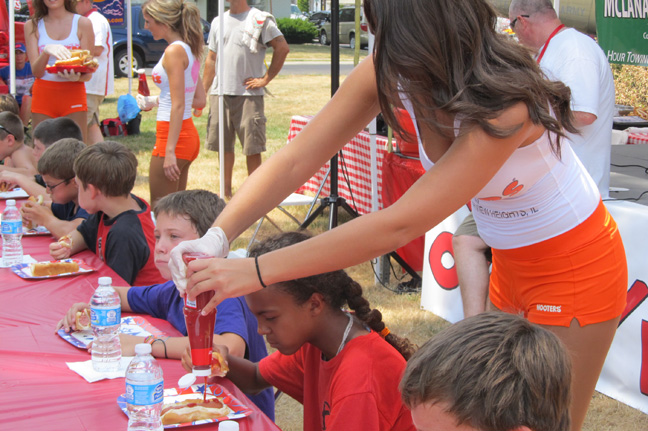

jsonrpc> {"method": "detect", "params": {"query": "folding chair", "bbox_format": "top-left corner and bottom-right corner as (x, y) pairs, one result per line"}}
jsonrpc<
(247, 193), (318, 250)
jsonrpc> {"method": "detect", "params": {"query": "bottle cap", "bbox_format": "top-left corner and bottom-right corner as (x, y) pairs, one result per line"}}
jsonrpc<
(219, 420), (239, 431)
(192, 367), (211, 377)
(135, 343), (152, 355)
(178, 372), (196, 388)
(6, 199), (15, 206)
(98, 276), (112, 285)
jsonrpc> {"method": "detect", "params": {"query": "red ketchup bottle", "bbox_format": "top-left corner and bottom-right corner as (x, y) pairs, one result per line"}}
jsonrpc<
(182, 253), (216, 380)
(138, 71), (150, 97)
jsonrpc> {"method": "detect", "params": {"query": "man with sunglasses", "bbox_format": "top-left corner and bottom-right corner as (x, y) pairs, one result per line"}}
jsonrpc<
(510, 0), (614, 199)
(0, 111), (36, 176)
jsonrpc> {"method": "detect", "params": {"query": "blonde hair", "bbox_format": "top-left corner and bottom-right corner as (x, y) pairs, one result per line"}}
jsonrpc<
(142, 0), (204, 59)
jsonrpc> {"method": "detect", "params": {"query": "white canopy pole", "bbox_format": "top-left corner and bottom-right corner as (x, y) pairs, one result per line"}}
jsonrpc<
(127, 0), (133, 93)
(9, 0), (15, 96)
(367, 32), (381, 283)
(218, 0), (225, 198)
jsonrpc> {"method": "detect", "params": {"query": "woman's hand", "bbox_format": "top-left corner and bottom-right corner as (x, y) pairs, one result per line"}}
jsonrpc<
(43, 44), (71, 60)
(136, 94), (159, 111)
(57, 69), (81, 81)
(185, 257), (263, 315)
(55, 302), (90, 332)
(163, 153), (180, 182)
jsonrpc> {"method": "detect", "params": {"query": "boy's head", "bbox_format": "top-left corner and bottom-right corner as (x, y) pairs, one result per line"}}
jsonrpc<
(0, 94), (20, 116)
(0, 111), (24, 157)
(37, 138), (86, 204)
(153, 190), (226, 279)
(400, 312), (571, 431)
(73, 141), (138, 202)
(32, 118), (83, 160)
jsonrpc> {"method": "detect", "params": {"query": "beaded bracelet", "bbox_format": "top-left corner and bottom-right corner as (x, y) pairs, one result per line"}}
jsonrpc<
(143, 335), (155, 345)
(151, 338), (168, 359)
(254, 256), (267, 288)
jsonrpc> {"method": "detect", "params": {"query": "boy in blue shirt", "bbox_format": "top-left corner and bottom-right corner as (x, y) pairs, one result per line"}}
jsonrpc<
(56, 189), (274, 420)
(0, 43), (34, 125)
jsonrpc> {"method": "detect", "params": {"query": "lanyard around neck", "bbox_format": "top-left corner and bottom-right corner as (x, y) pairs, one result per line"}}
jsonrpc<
(536, 24), (565, 63)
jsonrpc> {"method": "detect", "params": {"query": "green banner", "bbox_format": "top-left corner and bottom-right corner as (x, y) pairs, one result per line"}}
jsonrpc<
(595, 0), (648, 66)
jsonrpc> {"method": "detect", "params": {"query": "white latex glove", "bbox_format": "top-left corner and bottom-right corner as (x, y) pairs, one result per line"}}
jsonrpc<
(43, 44), (71, 60)
(57, 69), (81, 81)
(136, 94), (159, 111)
(169, 227), (230, 295)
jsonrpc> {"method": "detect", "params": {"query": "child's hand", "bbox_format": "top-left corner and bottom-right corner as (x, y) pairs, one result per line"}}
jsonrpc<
(50, 239), (72, 260)
(21, 201), (51, 226)
(180, 344), (230, 377)
(55, 303), (90, 333)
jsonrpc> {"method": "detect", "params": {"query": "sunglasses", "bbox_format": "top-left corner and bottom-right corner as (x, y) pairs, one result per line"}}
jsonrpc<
(510, 14), (529, 30)
(0, 124), (14, 138)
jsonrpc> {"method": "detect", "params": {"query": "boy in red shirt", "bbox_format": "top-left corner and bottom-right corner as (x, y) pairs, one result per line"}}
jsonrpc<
(50, 141), (164, 286)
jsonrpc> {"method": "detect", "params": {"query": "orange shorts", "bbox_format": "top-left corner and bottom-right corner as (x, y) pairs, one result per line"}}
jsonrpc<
(31, 79), (87, 117)
(152, 118), (200, 161)
(489, 200), (627, 327)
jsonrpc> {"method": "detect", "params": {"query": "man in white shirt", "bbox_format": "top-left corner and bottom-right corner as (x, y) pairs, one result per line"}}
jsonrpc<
(75, 0), (115, 145)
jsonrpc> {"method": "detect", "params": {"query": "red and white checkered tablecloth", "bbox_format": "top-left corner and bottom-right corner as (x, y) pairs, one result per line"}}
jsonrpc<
(290, 115), (388, 215)
(627, 132), (648, 145)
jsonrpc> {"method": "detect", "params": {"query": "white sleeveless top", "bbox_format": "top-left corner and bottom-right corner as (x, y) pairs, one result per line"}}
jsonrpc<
(401, 97), (600, 249)
(152, 41), (199, 121)
(37, 14), (82, 82)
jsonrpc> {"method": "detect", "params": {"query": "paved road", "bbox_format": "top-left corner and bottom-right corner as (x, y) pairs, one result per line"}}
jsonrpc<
(279, 61), (357, 75)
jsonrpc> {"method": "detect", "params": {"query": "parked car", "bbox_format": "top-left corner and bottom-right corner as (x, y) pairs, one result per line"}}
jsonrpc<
(111, 5), (210, 78)
(319, 6), (368, 50)
(290, 4), (307, 20)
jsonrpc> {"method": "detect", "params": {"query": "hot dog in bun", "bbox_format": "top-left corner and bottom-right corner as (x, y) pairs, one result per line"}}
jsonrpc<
(161, 397), (232, 425)
(30, 260), (79, 276)
(53, 49), (99, 71)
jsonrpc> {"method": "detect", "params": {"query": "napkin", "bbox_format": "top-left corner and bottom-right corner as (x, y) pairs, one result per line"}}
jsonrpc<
(0, 254), (37, 268)
(66, 357), (134, 383)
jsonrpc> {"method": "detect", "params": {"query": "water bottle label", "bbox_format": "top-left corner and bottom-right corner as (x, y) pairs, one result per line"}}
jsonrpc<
(91, 306), (121, 327)
(1, 220), (22, 235)
(125, 379), (164, 406)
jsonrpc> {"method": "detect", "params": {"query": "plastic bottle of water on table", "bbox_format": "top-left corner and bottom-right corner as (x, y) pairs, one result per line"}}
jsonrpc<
(1, 199), (23, 267)
(126, 343), (164, 431)
(90, 276), (122, 372)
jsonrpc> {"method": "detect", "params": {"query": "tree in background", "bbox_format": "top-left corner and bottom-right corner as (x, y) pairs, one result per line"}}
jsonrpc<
(298, 0), (310, 13)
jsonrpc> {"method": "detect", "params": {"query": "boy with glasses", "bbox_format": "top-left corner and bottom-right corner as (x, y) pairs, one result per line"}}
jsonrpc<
(21, 138), (89, 238)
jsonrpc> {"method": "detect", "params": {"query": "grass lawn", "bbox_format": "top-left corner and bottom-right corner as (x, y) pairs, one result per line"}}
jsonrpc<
(95, 44), (648, 431)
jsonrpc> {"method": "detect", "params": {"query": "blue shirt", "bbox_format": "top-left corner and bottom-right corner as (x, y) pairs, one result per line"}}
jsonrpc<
(51, 201), (89, 222)
(0, 63), (34, 105)
(127, 280), (275, 420)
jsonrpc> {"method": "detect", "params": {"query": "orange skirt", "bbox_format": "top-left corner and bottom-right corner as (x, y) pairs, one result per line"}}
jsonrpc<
(489, 200), (627, 327)
(31, 79), (86, 117)
(152, 118), (200, 161)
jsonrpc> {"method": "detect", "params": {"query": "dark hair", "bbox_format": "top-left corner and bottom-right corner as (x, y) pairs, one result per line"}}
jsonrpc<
(143, 0), (204, 59)
(0, 111), (24, 142)
(73, 141), (137, 197)
(0, 94), (20, 116)
(364, 0), (576, 152)
(30, 0), (78, 30)
(33, 118), (83, 147)
(38, 138), (86, 179)
(248, 231), (417, 360)
(154, 190), (226, 237)
(400, 312), (571, 431)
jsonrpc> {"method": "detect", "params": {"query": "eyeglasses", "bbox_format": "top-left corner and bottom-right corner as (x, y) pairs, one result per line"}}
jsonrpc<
(0, 124), (14, 138)
(510, 14), (529, 30)
(46, 177), (74, 191)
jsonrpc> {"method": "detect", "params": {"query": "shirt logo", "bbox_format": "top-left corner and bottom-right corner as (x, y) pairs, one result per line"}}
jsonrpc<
(481, 178), (525, 201)
(537, 304), (562, 313)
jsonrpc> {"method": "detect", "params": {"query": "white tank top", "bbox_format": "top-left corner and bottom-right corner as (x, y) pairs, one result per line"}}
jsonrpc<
(152, 41), (199, 121)
(401, 97), (601, 249)
(37, 14), (82, 82)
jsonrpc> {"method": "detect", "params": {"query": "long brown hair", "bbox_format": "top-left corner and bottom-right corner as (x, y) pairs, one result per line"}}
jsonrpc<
(364, 0), (577, 152)
(30, 0), (78, 31)
(142, 0), (204, 59)
(248, 231), (417, 360)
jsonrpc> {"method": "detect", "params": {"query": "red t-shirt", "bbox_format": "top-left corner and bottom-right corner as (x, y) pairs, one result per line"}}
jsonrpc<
(259, 331), (415, 431)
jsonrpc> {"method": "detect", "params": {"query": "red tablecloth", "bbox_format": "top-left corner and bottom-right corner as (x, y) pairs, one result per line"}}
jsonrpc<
(0, 210), (280, 430)
(290, 115), (387, 215)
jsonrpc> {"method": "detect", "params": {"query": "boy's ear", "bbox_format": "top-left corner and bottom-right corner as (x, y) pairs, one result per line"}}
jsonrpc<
(86, 183), (101, 199)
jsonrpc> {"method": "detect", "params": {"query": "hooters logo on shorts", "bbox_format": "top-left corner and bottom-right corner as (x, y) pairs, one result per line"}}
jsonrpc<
(537, 304), (562, 313)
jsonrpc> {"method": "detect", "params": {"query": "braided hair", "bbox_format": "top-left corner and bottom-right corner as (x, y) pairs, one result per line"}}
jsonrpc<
(248, 231), (417, 360)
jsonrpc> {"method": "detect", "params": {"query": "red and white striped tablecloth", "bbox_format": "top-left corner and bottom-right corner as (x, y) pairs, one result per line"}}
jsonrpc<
(627, 132), (648, 145)
(290, 115), (388, 215)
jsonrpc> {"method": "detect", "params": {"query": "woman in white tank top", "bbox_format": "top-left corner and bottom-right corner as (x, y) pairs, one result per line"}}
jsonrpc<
(138, 0), (206, 209)
(24, 0), (94, 143)
(167, 1), (627, 429)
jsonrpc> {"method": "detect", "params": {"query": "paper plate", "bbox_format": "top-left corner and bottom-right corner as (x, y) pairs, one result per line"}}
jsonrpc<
(57, 315), (166, 349)
(0, 188), (29, 199)
(23, 225), (51, 236)
(11, 259), (95, 279)
(117, 383), (252, 428)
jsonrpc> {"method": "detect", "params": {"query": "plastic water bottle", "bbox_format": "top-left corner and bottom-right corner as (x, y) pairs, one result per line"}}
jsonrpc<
(1, 199), (23, 267)
(126, 343), (164, 431)
(90, 276), (122, 372)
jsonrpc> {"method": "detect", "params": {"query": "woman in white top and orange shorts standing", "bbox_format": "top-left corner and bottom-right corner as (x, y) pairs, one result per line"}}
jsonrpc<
(24, 0), (94, 143)
(137, 0), (206, 209)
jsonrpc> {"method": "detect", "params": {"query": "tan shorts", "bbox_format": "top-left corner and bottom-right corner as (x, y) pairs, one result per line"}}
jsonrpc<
(454, 212), (492, 262)
(86, 94), (104, 126)
(206, 94), (266, 155)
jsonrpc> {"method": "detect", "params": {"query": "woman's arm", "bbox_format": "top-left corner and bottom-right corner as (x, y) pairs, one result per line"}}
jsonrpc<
(161, 43), (189, 182)
(192, 76), (206, 110)
(24, 21), (48, 78)
(187, 103), (544, 312)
